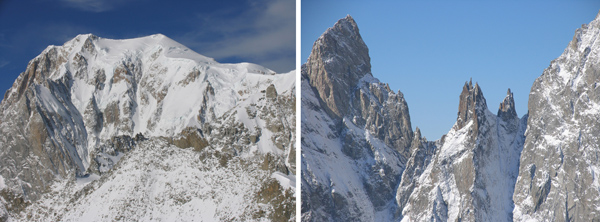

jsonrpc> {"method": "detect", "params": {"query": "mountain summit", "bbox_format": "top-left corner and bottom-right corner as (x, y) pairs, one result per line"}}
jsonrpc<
(298, 11), (600, 221)
(302, 15), (413, 221)
(397, 79), (526, 221)
(304, 15), (371, 117)
(456, 79), (487, 130)
(0, 34), (296, 221)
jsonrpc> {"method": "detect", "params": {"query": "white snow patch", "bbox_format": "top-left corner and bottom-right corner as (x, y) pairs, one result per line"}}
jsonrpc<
(272, 172), (296, 193)
(439, 121), (472, 160)
(0, 175), (5, 190)
(75, 174), (100, 190)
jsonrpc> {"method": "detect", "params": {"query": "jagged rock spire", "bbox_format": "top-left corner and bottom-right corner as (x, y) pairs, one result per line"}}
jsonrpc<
(498, 88), (517, 120)
(303, 14), (371, 117)
(456, 79), (487, 130)
(414, 127), (421, 139)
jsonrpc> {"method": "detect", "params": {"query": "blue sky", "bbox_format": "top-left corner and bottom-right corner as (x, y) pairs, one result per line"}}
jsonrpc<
(302, 0), (600, 140)
(0, 0), (295, 98)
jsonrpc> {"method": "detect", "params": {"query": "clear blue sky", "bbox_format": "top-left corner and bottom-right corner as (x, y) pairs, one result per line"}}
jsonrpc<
(302, 0), (600, 141)
(0, 0), (295, 99)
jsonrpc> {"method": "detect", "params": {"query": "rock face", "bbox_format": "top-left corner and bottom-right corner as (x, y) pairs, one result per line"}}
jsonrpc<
(394, 127), (437, 218)
(301, 15), (413, 221)
(302, 14), (545, 222)
(498, 89), (517, 121)
(303, 11), (600, 222)
(0, 34), (296, 221)
(513, 12), (600, 222)
(305, 15), (371, 118)
(455, 79), (489, 140)
(397, 83), (526, 222)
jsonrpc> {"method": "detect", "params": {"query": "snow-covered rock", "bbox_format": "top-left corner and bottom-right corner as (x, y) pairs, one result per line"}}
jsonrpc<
(0, 34), (295, 221)
(397, 82), (526, 222)
(303, 11), (600, 222)
(513, 11), (600, 222)
(301, 15), (412, 221)
(16, 138), (294, 221)
(301, 15), (532, 222)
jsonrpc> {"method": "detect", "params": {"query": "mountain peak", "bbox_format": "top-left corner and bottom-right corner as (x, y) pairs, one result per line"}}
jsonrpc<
(498, 88), (517, 120)
(344, 14), (354, 21)
(456, 79), (487, 130)
(74, 33), (98, 40)
(303, 15), (371, 117)
(316, 14), (370, 76)
(149, 33), (167, 38)
(328, 14), (360, 37)
(414, 127), (422, 139)
(0, 31), (296, 214)
(65, 33), (217, 65)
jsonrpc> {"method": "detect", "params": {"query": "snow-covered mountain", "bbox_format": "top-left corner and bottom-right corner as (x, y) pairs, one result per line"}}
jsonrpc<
(397, 83), (526, 221)
(0, 34), (295, 221)
(301, 15), (412, 221)
(302, 11), (600, 222)
(513, 12), (600, 222)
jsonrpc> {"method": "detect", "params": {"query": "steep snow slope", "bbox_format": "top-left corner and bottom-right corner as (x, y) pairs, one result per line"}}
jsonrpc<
(301, 74), (406, 221)
(513, 11), (600, 222)
(0, 34), (295, 221)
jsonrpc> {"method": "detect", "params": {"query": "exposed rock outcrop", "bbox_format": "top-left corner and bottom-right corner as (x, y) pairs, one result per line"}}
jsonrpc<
(455, 79), (487, 140)
(303, 10), (600, 222)
(498, 89), (517, 121)
(513, 11), (600, 222)
(302, 15), (412, 221)
(304, 15), (371, 118)
(0, 33), (296, 220)
(397, 80), (526, 222)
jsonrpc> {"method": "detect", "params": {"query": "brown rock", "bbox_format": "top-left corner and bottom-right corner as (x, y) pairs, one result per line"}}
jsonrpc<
(265, 84), (277, 99)
(170, 127), (209, 152)
(455, 79), (487, 136)
(304, 15), (371, 118)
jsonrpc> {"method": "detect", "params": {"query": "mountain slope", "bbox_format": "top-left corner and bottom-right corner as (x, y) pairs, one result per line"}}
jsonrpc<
(513, 11), (600, 222)
(397, 83), (526, 221)
(0, 34), (295, 221)
(17, 139), (294, 221)
(301, 15), (413, 221)
(301, 15), (530, 222)
(303, 11), (600, 222)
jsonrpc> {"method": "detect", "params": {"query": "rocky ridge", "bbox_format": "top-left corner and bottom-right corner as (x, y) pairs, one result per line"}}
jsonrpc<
(397, 83), (526, 222)
(513, 11), (600, 222)
(302, 12), (600, 222)
(301, 15), (413, 221)
(0, 34), (296, 221)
